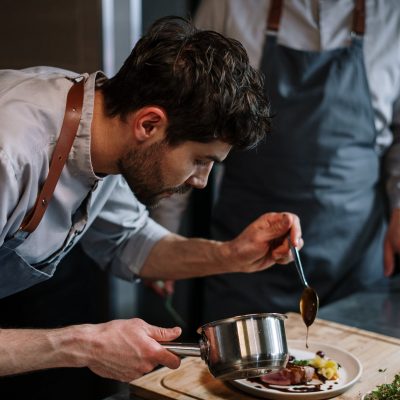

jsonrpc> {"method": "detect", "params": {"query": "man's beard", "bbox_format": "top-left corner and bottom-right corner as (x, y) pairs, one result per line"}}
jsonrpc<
(117, 140), (191, 208)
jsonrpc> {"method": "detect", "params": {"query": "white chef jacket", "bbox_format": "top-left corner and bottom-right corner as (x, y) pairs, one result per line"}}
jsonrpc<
(195, 0), (400, 209)
(0, 67), (169, 280)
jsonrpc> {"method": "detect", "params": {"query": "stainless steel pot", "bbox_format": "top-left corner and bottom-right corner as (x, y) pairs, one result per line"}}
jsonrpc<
(162, 313), (288, 380)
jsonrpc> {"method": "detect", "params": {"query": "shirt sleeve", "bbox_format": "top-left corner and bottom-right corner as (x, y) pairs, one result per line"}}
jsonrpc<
(79, 177), (170, 280)
(385, 95), (400, 210)
(0, 150), (22, 245)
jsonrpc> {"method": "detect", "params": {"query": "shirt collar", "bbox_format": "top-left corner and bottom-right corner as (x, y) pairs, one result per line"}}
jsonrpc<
(69, 71), (106, 186)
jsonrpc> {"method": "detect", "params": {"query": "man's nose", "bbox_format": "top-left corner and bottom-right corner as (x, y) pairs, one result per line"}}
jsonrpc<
(189, 175), (208, 189)
(187, 165), (213, 189)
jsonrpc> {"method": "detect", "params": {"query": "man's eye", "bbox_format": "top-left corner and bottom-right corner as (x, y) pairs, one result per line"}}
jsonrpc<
(195, 159), (209, 166)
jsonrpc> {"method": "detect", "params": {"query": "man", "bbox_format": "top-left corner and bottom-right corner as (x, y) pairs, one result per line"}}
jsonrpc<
(0, 16), (302, 382)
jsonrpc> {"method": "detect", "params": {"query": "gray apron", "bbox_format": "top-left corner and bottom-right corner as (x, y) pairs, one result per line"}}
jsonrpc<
(202, 0), (386, 322)
(0, 79), (84, 299)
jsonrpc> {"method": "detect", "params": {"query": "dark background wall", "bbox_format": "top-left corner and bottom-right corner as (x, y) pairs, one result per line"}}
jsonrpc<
(0, 0), (102, 71)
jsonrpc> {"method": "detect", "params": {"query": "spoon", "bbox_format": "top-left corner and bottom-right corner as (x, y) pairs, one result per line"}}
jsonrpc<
(288, 240), (319, 345)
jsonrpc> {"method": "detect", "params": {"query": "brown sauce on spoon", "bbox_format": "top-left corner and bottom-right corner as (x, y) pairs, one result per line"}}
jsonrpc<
(300, 286), (319, 348)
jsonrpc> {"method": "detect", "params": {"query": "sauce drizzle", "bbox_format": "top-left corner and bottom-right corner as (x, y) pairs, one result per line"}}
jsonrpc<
(300, 286), (319, 348)
(249, 377), (328, 393)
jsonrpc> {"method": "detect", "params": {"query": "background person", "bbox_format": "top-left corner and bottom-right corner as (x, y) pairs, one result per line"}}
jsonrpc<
(193, 0), (400, 323)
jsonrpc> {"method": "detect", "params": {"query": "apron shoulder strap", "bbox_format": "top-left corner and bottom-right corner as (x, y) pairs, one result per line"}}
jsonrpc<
(353, 0), (366, 36)
(18, 79), (85, 234)
(267, 0), (283, 32)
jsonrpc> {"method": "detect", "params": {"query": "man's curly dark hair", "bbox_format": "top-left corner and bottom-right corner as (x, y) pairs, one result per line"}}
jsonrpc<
(101, 16), (270, 149)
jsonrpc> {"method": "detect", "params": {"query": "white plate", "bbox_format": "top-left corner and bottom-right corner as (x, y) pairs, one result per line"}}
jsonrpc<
(230, 340), (362, 400)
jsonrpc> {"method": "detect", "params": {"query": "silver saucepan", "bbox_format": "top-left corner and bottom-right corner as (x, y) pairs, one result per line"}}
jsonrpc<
(162, 313), (288, 380)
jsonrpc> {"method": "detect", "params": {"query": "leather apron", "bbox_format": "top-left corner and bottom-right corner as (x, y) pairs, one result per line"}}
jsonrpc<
(202, 0), (387, 322)
(0, 79), (84, 299)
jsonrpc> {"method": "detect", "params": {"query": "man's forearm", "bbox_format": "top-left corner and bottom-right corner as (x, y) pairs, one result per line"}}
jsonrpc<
(139, 233), (230, 280)
(0, 325), (90, 376)
(139, 212), (303, 280)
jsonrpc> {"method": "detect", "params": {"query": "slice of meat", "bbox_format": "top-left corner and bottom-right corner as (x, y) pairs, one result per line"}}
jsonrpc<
(260, 364), (315, 386)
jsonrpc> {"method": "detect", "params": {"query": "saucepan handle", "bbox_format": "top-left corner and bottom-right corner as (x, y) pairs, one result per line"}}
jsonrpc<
(161, 342), (201, 357)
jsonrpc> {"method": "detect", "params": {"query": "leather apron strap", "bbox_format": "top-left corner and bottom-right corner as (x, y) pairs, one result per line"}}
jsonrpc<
(267, 0), (365, 36)
(18, 79), (84, 234)
(266, 0), (283, 32)
(353, 0), (366, 35)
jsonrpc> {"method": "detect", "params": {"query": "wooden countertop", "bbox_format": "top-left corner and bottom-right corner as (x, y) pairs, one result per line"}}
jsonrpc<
(130, 312), (400, 399)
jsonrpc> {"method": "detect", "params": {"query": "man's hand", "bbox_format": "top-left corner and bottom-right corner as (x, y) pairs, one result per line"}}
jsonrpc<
(0, 319), (182, 383)
(384, 208), (400, 276)
(82, 319), (182, 382)
(222, 212), (303, 273)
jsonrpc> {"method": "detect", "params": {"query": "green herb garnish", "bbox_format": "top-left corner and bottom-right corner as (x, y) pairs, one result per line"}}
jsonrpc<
(291, 359), (310, 366)
(364, 373), (400, 400)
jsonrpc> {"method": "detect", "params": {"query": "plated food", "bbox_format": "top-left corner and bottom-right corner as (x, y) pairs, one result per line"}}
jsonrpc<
(258, 349), (340, 388)
(230, 340), (362, 400)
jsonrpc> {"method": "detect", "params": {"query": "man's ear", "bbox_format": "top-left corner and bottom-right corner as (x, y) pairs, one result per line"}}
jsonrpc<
(132, 106), (168, 143)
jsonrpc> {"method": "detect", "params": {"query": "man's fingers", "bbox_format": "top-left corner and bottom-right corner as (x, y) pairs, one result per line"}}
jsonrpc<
(158, 347), (182, 370)
(262, 213), (290, 238)
(272, 237), (304, 263)
(148, 325), (182, 369)
(148, 325), (182, 342)
(285, 213), (302, 247)
(142, 323), (182, 369)
(261, 212), (302, 246)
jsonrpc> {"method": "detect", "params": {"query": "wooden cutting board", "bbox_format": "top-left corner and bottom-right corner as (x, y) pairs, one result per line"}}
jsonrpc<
(130, 312), (400, 399)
